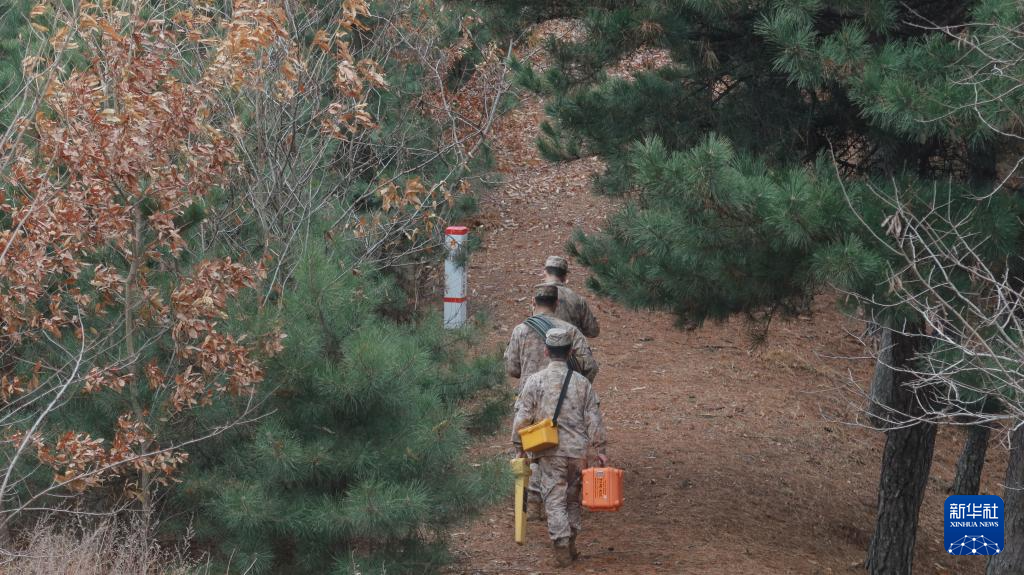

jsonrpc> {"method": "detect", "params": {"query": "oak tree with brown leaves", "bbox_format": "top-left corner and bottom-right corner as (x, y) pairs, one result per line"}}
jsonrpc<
(1, 0), (512, 569)
(0, 0), (290, 528)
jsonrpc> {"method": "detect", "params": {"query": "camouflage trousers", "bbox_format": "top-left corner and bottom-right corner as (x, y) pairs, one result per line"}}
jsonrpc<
(535, 456), (584, 542)
(528, 462), (542, 502)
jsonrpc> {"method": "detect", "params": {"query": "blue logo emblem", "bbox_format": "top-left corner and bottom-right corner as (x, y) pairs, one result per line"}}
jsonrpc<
(945, 495), (1004, 556)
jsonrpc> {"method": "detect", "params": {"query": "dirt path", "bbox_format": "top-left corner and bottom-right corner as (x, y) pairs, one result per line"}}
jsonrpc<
(443, 31), (1000, 575)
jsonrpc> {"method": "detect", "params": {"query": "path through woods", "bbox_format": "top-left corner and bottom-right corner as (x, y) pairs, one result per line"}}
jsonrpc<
(443, 22), (998, 575)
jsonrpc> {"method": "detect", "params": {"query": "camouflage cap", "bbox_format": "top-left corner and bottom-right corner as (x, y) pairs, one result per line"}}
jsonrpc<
(534, 284), (559, 300)
(545, 327), (572, 348)
(544, 255), (569, 272)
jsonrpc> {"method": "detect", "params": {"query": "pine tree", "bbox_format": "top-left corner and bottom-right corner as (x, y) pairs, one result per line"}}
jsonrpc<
(176, 243), (508, 574)
(0, 0), (29, 130)
(0, 0), (53, 133)
(480, 0), (1024, 572)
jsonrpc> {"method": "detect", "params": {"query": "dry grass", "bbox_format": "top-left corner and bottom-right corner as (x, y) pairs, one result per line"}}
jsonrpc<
(2, 516), (204, 575)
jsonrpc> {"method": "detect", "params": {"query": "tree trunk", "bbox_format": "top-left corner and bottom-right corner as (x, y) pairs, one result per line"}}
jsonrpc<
(866, 421), (937, 574)
(866, 325), (897, 428)
(866, 327), (937, 575)
(987, 423), (1024, 575)
(125, 206), (152, 515)
(952, 424), (991, 496)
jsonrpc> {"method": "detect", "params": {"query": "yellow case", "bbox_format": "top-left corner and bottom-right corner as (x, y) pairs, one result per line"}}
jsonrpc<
(518, 418), (559, 452)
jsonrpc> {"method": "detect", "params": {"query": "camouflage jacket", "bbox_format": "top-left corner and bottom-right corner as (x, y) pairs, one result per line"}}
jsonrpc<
(544, 281), (600, 338)
(512, 361), (607, 459)
(504, 314), (598, 385)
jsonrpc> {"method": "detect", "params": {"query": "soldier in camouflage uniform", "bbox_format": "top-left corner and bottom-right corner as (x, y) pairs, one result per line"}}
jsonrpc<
(512, 328), (608, 567)
(541, 255), (600, 338)
(504, 285), (599, 523)
(504, 285), (598, 387)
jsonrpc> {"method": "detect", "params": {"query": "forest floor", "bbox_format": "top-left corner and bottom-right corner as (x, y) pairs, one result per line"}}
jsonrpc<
(442, 21), (1004, 575)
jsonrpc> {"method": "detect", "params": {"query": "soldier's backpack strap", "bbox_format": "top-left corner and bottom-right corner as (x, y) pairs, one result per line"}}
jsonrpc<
(524, 315), (554, 340)
(552, 366), (575, 428)
(524, 315), (583, 373)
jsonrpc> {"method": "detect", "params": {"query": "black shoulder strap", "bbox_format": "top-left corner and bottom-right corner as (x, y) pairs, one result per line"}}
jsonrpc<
(567, 354), (582, 373)
(525, 315), (583, 374)
(552, 366), (574, 427)
(524, 315), (554, 341)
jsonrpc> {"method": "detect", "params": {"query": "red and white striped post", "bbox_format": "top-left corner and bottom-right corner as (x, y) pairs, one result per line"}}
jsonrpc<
(444, 226), (469, 329)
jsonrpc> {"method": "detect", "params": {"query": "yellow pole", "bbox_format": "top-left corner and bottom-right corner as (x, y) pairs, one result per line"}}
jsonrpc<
(509, 457), (532, 545)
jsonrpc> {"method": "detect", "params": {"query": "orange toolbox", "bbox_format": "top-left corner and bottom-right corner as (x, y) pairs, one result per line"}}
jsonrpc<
(581, 467), (624, 512)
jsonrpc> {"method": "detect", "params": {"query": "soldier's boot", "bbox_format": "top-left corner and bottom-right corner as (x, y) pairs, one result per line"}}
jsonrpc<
(552, 539), (573, 567)
(569, 533), (580, 560)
